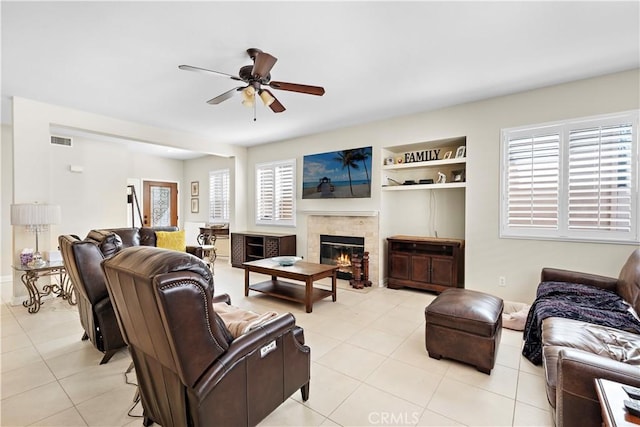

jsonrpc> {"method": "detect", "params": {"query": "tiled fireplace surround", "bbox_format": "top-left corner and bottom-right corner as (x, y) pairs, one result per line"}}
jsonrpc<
(306, 213), (380, 286)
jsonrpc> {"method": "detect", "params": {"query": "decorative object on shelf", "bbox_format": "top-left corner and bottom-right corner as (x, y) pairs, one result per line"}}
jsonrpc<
(302, 146), (372, 199)
(271, 256), (302, 266)
(191, 198), (199, 213)
(190, 181), (199, 196)
(455, 146), (466, 158)
(419, 179), (434, 184)
(451, 169), (466, 183)
(386, 177), (402, 186)
(443, 151), (453, 159)
(384, 157), (394, 165)
(437, 172), (447, 184)
(396, 156), (404, 164)
(11, 203), (61, 268)
(402, 149), (441, 164)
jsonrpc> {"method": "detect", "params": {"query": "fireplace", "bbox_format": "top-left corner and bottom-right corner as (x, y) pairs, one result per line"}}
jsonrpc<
(320, 234), (365, 280)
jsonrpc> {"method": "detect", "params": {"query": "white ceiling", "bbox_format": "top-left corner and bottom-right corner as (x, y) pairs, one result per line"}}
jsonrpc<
(2, 1), (639, 156)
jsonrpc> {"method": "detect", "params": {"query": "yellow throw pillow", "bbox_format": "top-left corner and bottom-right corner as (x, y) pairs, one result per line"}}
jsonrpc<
(155, 230), (186, 252)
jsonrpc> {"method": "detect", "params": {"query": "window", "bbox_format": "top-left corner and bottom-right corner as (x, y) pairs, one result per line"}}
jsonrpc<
(501, 111), (638, 244)
(256, 159), (296, 226)
(208, 169), (229, 223)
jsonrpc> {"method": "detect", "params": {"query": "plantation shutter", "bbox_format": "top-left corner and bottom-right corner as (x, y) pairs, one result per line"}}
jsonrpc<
(208, 169), (229, 223)
(256, 160), (296, 226)
(257, 167), (275, 221)
(501, 110), (638, 243)
(505, 131), (560, 230)
(567, 122), (633, 232)
(275, 163), (294, 221)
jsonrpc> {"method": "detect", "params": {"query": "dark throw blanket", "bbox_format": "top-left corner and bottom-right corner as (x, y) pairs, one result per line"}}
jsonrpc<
(522, 281), (640, 365)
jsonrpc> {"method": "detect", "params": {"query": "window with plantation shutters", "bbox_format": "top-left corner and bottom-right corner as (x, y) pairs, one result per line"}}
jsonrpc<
(501, 111), (638, 244)
(208, 169), (229, 223)
(256, 159), (296, 226)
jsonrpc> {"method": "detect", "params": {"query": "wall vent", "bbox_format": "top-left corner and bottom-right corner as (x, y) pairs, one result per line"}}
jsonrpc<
(50, 135), (72, 147)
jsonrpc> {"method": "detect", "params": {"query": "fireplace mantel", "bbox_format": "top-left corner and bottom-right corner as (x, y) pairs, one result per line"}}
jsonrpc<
(307, 214), (380, 286)
(299, 210), (379, 217)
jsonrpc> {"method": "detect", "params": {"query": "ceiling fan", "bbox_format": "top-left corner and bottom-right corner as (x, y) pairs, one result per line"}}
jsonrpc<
(179, 48), (325, 114)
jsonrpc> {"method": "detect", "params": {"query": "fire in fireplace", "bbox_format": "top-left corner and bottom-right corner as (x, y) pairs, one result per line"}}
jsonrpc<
(320, 234), (365, 279)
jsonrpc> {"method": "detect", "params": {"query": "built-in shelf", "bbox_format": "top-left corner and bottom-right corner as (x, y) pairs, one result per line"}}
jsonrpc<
(382, 136), (467, 191)
(382, 157), (466, 171)
(382, 182), (466, 191)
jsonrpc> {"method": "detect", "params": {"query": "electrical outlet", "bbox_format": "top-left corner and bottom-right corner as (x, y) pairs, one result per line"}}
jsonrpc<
(498, 276), (506, 287)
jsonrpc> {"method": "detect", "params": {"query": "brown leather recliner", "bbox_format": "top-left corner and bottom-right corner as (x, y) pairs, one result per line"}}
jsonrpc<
(101, 246), (311, 427)
(58, 226), (182, 364)
(59, 234), (127, 364)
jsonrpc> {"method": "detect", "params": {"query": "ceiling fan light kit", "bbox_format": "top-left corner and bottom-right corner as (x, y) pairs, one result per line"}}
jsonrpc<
(179, 48), (325, 118)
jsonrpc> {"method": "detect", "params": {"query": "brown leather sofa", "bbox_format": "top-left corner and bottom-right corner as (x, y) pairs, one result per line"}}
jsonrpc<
(58, 226), (179, 364)
(102, 246), (311, 427)
(536, 249), (640, 427)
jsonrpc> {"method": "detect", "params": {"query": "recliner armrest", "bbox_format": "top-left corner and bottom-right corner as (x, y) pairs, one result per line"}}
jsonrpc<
(556, 347), (640, 427)
(194, 313), (300, 393)
(541, 268), (618, 293)
(212, 293), (231, 305)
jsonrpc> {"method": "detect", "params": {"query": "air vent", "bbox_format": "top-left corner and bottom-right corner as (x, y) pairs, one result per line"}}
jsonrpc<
(50, 135), (72, 147)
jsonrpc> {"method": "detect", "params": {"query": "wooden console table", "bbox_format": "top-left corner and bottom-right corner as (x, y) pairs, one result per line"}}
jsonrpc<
(387, 235), (464, 293)
(243, 258), (337, 313)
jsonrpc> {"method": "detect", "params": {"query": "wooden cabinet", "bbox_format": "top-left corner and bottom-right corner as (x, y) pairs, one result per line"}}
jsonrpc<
(231, 232), (297, 268)
(387, 235), (464, 292)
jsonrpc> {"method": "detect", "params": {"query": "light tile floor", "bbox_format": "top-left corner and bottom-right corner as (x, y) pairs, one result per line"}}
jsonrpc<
(1, 259), (553, 426)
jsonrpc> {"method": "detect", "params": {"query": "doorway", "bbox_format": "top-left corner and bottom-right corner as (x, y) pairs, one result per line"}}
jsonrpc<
(142, 181), (178, 227)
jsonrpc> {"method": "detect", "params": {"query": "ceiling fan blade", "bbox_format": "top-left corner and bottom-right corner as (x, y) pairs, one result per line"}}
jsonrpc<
(268, 81), (325, 96)
(179, 65), (242, 81)
(206, 87), (243, 105)
(263, 89), (286, 113)
(251, 52), (278, 79)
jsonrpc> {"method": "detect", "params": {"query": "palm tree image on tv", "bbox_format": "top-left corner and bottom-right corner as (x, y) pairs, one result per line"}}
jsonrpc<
(302, 146), (372, 199)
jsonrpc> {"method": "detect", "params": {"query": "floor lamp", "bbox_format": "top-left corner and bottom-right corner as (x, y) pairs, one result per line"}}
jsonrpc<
(11, 203), (61, 267)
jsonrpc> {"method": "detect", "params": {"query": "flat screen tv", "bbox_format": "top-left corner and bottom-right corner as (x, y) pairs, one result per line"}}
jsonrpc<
(302, 146), (372, 199)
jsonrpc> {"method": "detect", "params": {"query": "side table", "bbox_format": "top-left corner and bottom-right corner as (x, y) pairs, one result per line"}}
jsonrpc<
(12, 262), (76, 313)
(595, 378), (640, 427)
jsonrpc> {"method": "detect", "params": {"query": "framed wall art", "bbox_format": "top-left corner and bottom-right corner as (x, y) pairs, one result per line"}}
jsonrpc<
(302, 146), (373, 199)
(191, 181), (199, 197)
(191, 198), (199, 213)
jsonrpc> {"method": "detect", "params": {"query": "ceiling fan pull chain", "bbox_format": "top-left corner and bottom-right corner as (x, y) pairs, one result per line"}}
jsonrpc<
(253, 93), (257, 121)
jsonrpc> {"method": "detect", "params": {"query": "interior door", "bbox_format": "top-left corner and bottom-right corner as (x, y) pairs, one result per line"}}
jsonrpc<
(142, 181), (178, 227)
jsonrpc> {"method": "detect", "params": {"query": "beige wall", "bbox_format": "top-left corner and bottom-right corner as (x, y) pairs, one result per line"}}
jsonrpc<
(5, 70), (639, 304)
(246, 69), (640, 303)
(7, 97), (246, 301)
(1, 125), (13, 280)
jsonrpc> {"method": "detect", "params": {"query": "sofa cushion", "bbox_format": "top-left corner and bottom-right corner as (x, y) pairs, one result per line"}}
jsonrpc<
(156, 230), (186, 252)
(541, 316), (640, 408)
(542, 317), (640, 364)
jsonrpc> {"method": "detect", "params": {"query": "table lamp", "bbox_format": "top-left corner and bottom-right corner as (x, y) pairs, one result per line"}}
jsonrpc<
(11, 203), (61, 267)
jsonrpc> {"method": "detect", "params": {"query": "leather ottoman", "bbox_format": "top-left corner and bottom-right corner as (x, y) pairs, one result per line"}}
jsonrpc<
(425, 288), (504, 374)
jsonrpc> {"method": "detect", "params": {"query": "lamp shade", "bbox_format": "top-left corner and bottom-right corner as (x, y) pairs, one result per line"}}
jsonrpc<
(259, 89), (275, 107)
(11, 203), (61, 226)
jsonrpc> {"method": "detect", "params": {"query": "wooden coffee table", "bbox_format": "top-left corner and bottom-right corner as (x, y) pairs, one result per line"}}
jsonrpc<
(243, 258), (338, 313)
